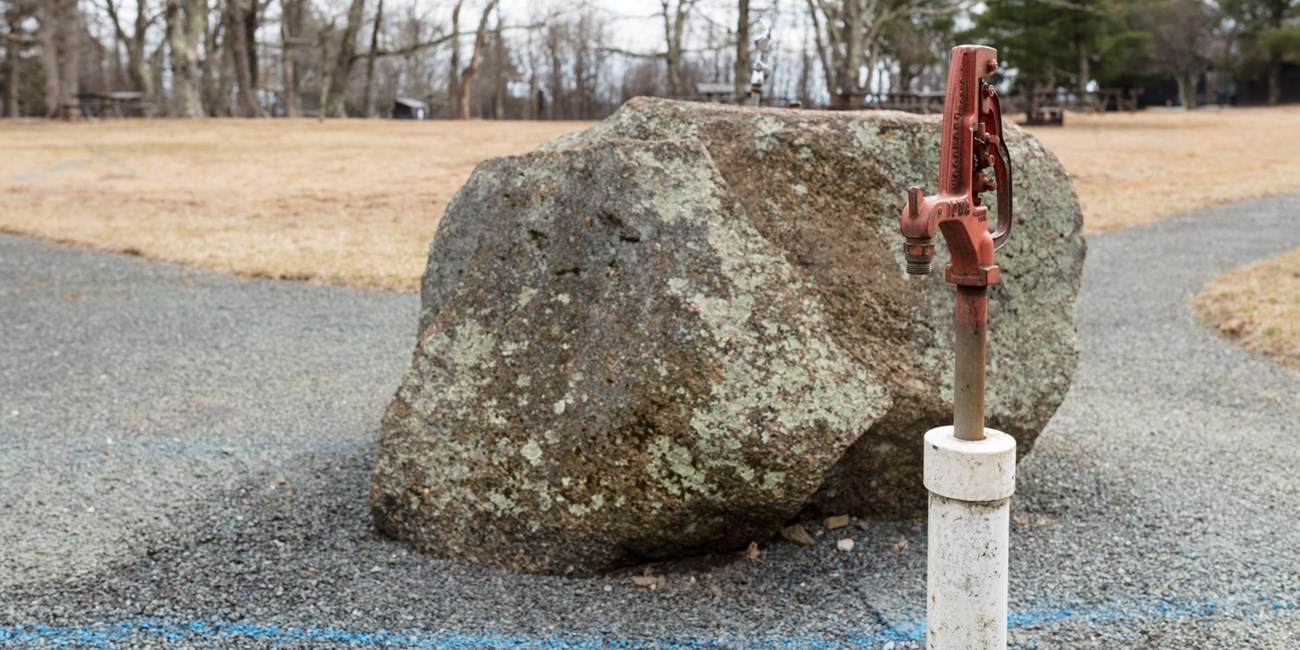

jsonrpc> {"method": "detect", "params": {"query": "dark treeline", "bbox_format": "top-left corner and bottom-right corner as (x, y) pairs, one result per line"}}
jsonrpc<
(1, 0), (1298, 119)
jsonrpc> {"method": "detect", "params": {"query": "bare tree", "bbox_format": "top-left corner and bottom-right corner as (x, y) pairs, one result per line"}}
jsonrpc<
(325, 0), (366, 117)
(35, 0), (79, 116)
(806, 0), (963, 107)
(661, 0), (698, 96)
(1138, 0), (1221, 109)
(1, 1), (34, 116)
(446, 0), (499, 119)
(224, 0), (263, 116)
(102, 0), (154, 97)
(882, 14), (951, 93)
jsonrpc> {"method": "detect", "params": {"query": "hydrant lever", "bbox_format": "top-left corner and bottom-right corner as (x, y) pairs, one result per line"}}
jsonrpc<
(900, 45), (1018, 650)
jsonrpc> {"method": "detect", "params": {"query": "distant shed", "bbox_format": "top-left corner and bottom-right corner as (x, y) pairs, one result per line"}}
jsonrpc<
(393, 97), (429, 120)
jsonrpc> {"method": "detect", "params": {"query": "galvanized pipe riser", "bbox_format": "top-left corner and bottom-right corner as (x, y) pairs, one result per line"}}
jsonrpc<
(953, 286), (988, 441)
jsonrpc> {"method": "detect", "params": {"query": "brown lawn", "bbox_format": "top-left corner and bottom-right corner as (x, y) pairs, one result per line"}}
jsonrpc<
(1193, 247), (1300, 371)
(0, 118), (589, 291)
(1024, 106), (1300, 233)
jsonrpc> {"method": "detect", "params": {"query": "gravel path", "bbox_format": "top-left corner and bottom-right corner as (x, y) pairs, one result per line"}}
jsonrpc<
(2, 192), (1298, 649)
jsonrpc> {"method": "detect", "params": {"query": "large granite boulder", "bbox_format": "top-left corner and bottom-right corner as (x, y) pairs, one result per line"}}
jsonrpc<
(372, 98), (1085, 574)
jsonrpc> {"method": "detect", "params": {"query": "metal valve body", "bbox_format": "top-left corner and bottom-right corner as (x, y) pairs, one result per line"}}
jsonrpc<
(899, 45), (1013, 442)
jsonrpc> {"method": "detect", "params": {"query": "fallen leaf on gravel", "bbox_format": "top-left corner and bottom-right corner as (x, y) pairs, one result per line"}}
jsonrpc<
(823, 515), (850, 530)
(1013, 515), (1029, 526)
(836, 538), (855, 552)
(631, 575), (666, 589)
(779, 524), (816, 546)
(891, 538), (909, 551)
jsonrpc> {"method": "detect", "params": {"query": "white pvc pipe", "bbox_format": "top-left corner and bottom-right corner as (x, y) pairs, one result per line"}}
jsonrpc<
(924, 425), (1017, 650)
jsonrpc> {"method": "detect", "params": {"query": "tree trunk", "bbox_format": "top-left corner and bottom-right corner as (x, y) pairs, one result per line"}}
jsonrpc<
(1267, 52), (1281, 106)
(526, 25), (538, 119)
(326, 0), (366, 117)
(1076, 34), (1090, 105)
(201, 2), (222, 114)
(166, 0), (206, 117)
(280, 0), (302, 117)
(492, 10), (505, 120)
(55, 0), (78, 115)
(797, 26), (813, 107)
(446, 0), (462, 119)
(734, 0), (749, 103)
(104, 0), (153, 96)
(225, 0), (262, 116)
(456, 0), (498, 120)
(547, 25), (561, 119)
(2, 50), (15, 117)
(660, 0), (691, 97)
(1175, 73), (1191, 110)
(364, 0), (383, 117)
(839, 0), (863, 107)
(132, 0), (152, 96)
(318, 24), (332, 120)
(3, 9), (22, 117)
(574, 17), (588, 117)
(35, 1), (60, 116)
(244, 0), (259, 92)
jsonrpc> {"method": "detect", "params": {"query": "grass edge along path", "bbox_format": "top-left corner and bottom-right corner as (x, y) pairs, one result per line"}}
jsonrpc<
(1193, 245), (1300, 372)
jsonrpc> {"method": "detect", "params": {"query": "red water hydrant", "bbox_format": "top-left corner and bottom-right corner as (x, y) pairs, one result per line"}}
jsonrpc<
(899, 44), (1013, 442)
(902, 45), (1018, 650)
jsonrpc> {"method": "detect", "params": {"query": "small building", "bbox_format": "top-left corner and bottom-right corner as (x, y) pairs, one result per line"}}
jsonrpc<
(392, 97), (429, 120)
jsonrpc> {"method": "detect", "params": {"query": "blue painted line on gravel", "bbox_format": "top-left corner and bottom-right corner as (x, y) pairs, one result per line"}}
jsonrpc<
(1, 598), (1294, 649)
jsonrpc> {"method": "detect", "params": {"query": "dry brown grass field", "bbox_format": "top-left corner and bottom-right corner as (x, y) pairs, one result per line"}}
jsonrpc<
(1025, 106), (1300, 233)
(3, 108), (1299, 367)
(0, 119), (588, 291)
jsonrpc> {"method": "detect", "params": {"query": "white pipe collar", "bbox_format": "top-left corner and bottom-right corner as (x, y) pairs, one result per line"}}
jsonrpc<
(923, 426), (1017, 502)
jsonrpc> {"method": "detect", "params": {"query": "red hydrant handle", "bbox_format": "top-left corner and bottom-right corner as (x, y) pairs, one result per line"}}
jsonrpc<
(986, 91), (1013, 251)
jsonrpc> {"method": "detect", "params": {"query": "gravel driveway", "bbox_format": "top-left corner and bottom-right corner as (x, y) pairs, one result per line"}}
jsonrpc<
(2, 192), (1298, 649)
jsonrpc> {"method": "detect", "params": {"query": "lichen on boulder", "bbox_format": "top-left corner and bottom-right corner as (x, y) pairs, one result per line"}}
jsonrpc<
(371, 97), (1085, 574)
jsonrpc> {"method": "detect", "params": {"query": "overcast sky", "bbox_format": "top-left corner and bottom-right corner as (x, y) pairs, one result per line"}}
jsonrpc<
(497, 0), (802, 57)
